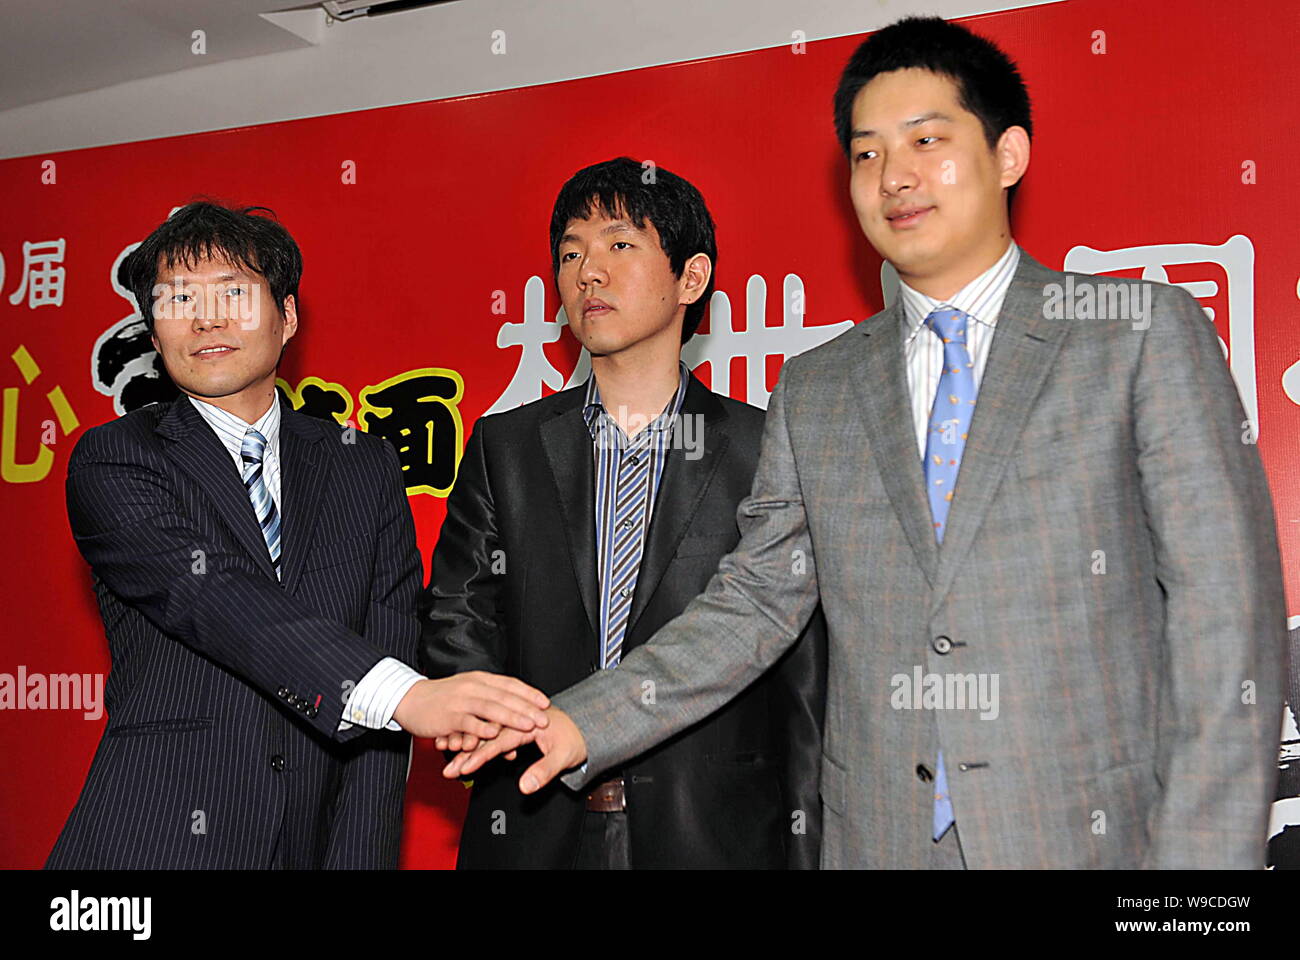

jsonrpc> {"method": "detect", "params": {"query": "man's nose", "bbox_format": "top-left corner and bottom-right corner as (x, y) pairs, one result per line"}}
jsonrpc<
(193, 293), (228, 330)
(578, 256), (606, 287)
(880, 151), (918, 195)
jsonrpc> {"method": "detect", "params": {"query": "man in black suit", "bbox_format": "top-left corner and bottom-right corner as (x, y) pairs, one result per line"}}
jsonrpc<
(48, 201), (551, 869)
(420, 158), (826, 868)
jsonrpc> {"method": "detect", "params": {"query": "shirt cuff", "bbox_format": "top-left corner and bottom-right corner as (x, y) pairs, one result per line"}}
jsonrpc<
(338, 657), (425, 732)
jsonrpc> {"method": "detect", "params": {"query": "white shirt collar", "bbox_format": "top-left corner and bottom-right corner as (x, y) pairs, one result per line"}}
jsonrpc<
(899, 240), (1020, 344)
(187, 393), (281, 460)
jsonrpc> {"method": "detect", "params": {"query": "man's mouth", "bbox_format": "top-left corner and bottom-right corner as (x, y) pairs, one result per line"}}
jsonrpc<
(192, 345), (237, 358)
(583, 299), (612, 317)
(886, 205), (934, 229)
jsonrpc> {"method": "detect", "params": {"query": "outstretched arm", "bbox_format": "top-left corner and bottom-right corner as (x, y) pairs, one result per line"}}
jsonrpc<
(447, 370), (823, 792)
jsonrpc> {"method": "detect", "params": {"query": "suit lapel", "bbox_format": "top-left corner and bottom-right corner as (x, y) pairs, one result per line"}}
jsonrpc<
(625, 375), (730, 638)
(927, 252), (1070, 610)
(277, 398), (330, 594)
(157, 397), (277, 580)
(539, 393), (601, 643)
(854, 302), (940, 587)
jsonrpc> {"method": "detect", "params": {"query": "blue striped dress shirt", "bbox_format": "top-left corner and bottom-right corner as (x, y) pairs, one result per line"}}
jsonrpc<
(583, 363), (690, 670)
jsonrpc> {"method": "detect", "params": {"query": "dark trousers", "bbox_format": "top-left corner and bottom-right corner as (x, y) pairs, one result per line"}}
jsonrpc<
(574, 811), (631, 870)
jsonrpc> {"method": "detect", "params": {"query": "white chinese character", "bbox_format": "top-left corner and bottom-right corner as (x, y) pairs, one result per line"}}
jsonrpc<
(1064, 236), (1256, 438)
(8, 238), (67, 308)
(489, 272), (853, 413)
(680, 274), (853, 409)
(484, 275), (565, 414)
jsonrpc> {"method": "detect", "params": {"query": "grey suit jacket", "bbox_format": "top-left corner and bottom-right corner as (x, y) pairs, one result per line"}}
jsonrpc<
(554, 251), (1287, 869)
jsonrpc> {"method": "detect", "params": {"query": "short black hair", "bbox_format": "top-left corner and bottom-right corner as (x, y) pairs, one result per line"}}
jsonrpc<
(118, 200), (302, 333)
(549, 157), (717, 342)
(832, 16), (1032, 206)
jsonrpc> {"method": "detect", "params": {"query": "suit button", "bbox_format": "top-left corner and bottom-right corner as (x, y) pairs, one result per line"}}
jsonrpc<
(270, 755), (286, 771)
(277, 687), (289, 699)
(932, 635), (953, 655)
(306, 706), (318, 719)
(916, 764), (933, 783)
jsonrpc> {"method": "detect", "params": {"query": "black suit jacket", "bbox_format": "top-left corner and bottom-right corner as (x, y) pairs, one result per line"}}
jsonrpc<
(47, 394), (422, 869)
(420, 373), (827, 868)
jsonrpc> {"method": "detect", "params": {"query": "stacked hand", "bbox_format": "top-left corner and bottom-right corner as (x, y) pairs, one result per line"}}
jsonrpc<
(441, 706), (588, 794)
(392, 672), (551, 740)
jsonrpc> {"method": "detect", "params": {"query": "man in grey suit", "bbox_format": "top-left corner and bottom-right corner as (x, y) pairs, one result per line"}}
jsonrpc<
(446, 16), (1288, 868)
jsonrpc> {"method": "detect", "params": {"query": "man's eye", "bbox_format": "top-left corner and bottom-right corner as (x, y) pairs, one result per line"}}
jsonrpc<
(560, 252), (578, 262)
(171, 293), (192, 302)
(855, 150), (876, 162)
(917, 137), (938, 146)
(612, 241), (632, 250)
(226, 287), (245, 297)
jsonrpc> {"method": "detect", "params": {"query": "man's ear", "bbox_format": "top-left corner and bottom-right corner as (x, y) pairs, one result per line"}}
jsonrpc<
(679, 253), (713, 306)
(997, 125), (1031, 191)
(150, 333), (160, 353)
(280, 295), (299, 345)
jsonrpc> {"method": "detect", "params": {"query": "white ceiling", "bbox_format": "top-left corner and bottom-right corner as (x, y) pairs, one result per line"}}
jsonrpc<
(0, 0), (318, 111)
(0, 0), (1063, 159)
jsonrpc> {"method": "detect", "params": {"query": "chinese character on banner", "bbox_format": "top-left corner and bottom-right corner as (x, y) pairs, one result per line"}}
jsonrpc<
(487, 272), (853, 414)
(3, 345), (79, 483)
(8, 239), (67, 309)
(358, 368), (465, 497)
(92, 241), (179, 415)
(1063, 236), (1256, 436)
(680, 273), (853, 409)
(277, 376), (354, 426)
(485, 275), (565, 415)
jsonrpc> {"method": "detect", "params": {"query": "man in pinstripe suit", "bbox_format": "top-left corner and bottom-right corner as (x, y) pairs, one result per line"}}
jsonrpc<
(48, 202), (550, 869)
(448, 17), (1288, 868)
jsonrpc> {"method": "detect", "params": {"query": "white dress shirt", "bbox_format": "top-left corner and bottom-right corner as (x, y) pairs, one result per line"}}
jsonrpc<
(187, 394), (423, 733)
(898, 240), (1020, 458)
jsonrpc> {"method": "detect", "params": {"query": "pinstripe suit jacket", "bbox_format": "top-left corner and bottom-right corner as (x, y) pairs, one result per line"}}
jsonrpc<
(554, 251), (1288, 869)
(47, 394), (421, 869)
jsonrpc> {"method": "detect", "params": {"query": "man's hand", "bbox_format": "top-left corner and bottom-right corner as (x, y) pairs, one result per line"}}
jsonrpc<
(434, 732), (480, 752)
(442, 706), (587, 794)
(391, 672), (550, 740)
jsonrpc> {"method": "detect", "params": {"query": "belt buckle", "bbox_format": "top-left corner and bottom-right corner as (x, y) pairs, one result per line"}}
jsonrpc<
(586, 777), (626, 813)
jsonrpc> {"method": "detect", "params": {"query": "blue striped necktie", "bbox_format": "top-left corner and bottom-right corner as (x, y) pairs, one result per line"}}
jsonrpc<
(923, 306), (976, 842)
(240, 427), (281, 578)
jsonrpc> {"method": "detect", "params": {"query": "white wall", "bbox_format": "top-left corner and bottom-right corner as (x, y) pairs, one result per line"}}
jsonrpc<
(0, 0), (1062, 159)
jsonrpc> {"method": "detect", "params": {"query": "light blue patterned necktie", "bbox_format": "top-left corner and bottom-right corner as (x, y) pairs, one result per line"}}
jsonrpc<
(923, 306), (976, 842)
(241, 427), (281, 578)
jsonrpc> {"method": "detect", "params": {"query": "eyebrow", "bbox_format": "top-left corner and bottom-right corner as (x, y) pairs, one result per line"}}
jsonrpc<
(851, 111), (955, 141)
(560, 219), (644, 245)
(162, 273), (245, 283)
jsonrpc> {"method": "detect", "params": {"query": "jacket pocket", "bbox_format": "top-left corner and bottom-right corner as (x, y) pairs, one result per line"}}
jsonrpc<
(108, 717), (214, 737)
(303, 535), (371, 572)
